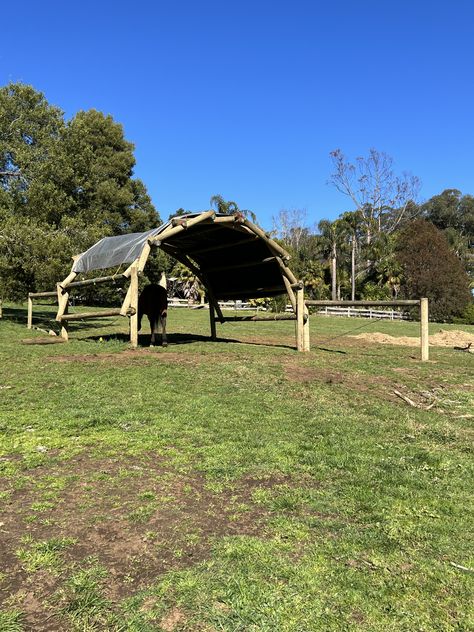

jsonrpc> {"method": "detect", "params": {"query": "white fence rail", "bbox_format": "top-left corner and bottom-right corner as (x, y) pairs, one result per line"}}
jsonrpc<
(168, 298), (266, 311)
(317, 306), (409, 320)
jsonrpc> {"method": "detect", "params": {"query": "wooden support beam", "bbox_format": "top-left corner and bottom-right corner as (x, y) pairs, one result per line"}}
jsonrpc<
(275, 256), (298, 285)
(222, 313), (301, 322)
(296, 287), (305, 352)
(27, 297), (33, 329)
(129, 264), (139, 348)
(59, 308), (133, 322)
(137, 241), (151, 273)
(209, 303), (217, 340)
(63, 274), (127, 289)
(149, 210), (216, 244)
(282, 275), (296, 312)
(58, 269), (78, 290)
(28, 291), (57, 298)
(420, 297), (429, 362)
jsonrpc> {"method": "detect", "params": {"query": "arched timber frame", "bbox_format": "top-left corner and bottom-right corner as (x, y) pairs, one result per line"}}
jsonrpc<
(55, 211), (310, 351)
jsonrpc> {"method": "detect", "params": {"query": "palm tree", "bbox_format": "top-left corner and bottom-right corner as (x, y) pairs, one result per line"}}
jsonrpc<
(318, 219), (346, 301)
(210, 195), (257, 222)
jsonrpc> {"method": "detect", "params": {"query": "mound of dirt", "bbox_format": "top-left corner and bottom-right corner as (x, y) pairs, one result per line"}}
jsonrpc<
(350, 329), (474, 348)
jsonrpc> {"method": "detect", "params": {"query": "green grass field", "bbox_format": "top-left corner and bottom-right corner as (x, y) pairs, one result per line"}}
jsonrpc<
(0, 304), (473, 631)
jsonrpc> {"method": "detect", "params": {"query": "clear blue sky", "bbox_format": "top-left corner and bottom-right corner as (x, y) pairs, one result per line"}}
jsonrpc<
(2, 1), (473, 230)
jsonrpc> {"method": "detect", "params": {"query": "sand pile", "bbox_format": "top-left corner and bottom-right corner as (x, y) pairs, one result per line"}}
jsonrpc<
(350, 329), (474, 348)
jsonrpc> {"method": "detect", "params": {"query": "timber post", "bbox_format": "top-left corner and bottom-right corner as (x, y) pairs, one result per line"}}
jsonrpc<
(27, 296), (33, 329)
(420, 297), (429, 362)
(296, 285), (305, 352)
(209, 301), (217, 340)
(129, 264), (139, 348)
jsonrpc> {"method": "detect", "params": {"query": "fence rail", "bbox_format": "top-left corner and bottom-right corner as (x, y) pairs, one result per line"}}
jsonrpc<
(317, 306), (409, 320)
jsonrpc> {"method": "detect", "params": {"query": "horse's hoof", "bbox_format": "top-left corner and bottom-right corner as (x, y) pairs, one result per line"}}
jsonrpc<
(162, 341), (168, 347)
(149, 344), (154, 348)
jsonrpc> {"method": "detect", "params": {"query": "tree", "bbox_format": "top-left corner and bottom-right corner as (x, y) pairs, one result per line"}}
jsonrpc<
(329, 148), (421, 243)
(0, 83), (160, 299)
(210, 194), (256, 222)
(317, 219), (346, 301)
(271, 208), (308, 252)
(396, 219), (471, 321)
(422, 189), (474, 237)
(339, 210), (363, 300)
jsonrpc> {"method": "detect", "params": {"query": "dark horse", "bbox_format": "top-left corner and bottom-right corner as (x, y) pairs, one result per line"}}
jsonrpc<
(137, 278), (168, 347)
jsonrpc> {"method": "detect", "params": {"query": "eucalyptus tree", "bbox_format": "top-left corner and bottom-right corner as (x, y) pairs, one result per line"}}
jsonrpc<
(328, 148), (421, 243)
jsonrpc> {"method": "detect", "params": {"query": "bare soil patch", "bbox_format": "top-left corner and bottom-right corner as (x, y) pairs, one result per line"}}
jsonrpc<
(350, 329), (474, 348)
(0, 453), (303, 629)
(48, 349), (229, 366)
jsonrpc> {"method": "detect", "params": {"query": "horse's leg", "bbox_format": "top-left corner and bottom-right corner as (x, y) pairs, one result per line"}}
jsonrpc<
(161, 311), (168, 347)
(149, 315), (158, 346)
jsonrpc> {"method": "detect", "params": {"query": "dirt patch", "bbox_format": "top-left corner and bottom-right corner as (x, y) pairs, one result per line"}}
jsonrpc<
(48, 349), (228, 366)
(350, 329), (474, 348)
(0, 452), (304, 629)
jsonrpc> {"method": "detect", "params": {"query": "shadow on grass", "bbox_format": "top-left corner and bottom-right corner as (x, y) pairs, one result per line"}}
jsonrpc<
(85, 332), (295, 351)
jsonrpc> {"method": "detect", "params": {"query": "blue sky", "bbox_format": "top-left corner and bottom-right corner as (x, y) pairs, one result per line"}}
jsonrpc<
(2, 1), (473, 229)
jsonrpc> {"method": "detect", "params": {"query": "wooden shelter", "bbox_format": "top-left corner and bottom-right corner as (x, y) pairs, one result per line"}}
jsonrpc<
(54, 211), (310, 351)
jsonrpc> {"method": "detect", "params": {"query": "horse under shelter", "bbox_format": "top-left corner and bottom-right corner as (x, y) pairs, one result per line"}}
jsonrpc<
(52, 211), (310, 351)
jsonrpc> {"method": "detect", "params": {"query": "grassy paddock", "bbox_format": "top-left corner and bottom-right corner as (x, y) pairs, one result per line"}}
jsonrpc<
(0, 304), (473, 631)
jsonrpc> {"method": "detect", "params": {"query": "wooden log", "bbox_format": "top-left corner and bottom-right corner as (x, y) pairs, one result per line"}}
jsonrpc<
(21, 337), (66, 345)
(28, 291), (57, 298)
(281, 275), (296, 312)
(275, 256), (298, 285)
(58, 269), (78, 290)
(296, 287), (305, 352)
(222, 313), (300, 322)
(64, 274), (127, 289)
(59, 308), (132, 321)
(209, 303), (217, 340)
(137, 241), (151, 273)
(129, 265), (139, 348)
(305, 300), (420, 307)
(241, 218), (291, 260)
(420, 297), (429, 362)
(149, 210), (216, 244)
(27, 297), (33, 329)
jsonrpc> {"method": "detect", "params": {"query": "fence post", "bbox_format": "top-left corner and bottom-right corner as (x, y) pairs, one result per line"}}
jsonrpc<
(129, 264), (139, 348)
(420, 298), (429, 361)
(296, 287), (304, 352)
(27, 296), (33, 329)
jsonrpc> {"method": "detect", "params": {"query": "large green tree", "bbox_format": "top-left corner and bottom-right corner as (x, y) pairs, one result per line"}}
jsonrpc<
(396, 219), (471, 321)
(0, 83), (160, 299)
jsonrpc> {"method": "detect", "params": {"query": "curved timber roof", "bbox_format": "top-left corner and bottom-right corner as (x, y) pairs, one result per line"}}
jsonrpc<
(72, 211), (294, 300)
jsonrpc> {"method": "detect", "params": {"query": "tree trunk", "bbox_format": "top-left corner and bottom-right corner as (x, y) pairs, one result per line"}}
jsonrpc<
(331, 246), (337, 301)
(351, 236), (356, 301)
